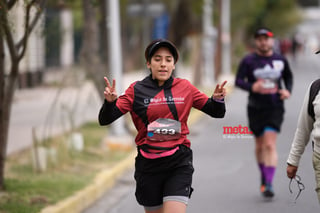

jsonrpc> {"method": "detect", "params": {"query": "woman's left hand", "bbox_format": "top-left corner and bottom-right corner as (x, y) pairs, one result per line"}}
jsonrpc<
(212, 81), (227, 100)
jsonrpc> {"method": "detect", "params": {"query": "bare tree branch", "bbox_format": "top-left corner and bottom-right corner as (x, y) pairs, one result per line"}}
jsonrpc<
(7, 0), (17, 10)
(16, 0), (47, 50)
(0, 3), (18, 62)
(16, 0), (37, 61)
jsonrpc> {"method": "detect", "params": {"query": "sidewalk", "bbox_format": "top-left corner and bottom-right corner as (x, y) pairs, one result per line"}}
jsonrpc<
(8, 72), (101, 155)
(8, 68), (147, 156)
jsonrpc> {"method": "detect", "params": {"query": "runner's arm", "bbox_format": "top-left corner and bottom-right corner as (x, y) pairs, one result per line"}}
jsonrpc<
(99, 83), (135, 125)
(201, 98), (226, 118)
(98, 99), (124, 125)
(190, 82), (226, 118)
(235, 60), (253, 92)
(287, 84), (313, 166)
(282, 59), (293, 93)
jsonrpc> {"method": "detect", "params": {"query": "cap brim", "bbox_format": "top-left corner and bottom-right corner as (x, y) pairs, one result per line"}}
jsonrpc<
(148, 41), (179, 62)
(254, 29), (274, 38)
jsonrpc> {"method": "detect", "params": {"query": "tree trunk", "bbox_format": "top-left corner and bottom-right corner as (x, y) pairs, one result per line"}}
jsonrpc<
(0, 0), (46, 191)
(0, 25), (6, 190)
(0, 59), (19, 190)
(99, 0), (109, 64)
(79, 0), (106, 102)
(0, 36), (17, 191)
(169, 0), (193, 48)
(215, 0), (222, 79)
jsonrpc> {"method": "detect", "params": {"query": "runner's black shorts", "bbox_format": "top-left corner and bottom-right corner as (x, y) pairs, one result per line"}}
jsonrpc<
(134, 144), (194, 207)
(247, 106), (284, 137)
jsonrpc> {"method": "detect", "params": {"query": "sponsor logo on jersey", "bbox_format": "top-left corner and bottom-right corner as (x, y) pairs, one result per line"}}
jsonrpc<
(143, 96), (185, 106)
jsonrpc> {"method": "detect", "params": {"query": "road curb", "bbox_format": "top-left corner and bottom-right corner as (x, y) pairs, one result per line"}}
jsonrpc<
(39, 151), (136, 213)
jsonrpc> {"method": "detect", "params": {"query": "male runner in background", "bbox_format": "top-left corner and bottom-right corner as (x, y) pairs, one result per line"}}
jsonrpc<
(235, 28), (293, 198)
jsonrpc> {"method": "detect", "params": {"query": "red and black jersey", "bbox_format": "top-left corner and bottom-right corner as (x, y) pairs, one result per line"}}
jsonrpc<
(99, 75), (225, 148)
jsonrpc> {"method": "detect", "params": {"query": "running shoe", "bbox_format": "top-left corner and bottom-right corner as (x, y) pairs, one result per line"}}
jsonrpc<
(260, 176), (266, 193)
(260, 184), (266, 193)
(263, 183), (274, 198)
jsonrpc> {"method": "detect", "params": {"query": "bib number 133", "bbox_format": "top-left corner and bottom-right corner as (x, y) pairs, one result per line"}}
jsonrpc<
(154, 128), (176, 135)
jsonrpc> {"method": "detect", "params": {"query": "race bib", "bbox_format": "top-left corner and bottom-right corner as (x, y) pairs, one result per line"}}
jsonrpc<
(147, 118), (181, 141)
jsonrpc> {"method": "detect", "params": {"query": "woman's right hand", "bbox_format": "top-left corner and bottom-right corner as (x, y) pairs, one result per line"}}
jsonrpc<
(103, 77), (117, 102)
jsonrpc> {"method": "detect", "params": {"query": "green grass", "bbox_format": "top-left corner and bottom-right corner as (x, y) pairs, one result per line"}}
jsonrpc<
(0, 174), (90, 213)
(0, 121), (133, 213)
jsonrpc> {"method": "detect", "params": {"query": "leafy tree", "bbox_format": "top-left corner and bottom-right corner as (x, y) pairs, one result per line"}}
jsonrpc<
(168, 0), (202, 48)
(231, 0), (302, 46)
(229, 0), (302, 68)
(0, 0), (47, 190)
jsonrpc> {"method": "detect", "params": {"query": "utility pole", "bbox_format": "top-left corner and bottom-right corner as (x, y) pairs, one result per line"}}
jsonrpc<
(104, 0), (133, 151)
(60, 8), (74, 67)
(202, 0), (216, 86)
(221, 0), (231, 76)
(106, 0), (127, 137)
(142, 0), (149, 48)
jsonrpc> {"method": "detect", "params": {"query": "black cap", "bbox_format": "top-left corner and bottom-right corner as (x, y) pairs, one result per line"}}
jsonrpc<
(254, 28), (274, 38)
(145, 39), (179, 63)
(316, 50), (320, 54)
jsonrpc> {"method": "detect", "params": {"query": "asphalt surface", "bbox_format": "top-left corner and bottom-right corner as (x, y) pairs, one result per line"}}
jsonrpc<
(83, 53), (320, 213)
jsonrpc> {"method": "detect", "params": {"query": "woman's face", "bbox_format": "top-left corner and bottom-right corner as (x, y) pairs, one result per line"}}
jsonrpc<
(147, 47), (175, 86)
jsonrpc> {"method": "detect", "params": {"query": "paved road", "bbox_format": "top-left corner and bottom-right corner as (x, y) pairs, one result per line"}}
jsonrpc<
(83, 53), (320, 213)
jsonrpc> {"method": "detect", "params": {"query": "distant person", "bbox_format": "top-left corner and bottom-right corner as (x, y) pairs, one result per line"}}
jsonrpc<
(287, 51), (320, 203)
(290, 33), (303, 61)
(280, 38), (291, 56)
(235, 28), (293, 198)
(99, 39), (227, 213)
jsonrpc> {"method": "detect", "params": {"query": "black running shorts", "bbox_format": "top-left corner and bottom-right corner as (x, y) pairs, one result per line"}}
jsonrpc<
(247, 106), (284, 137)
(134, 145), (194, 207)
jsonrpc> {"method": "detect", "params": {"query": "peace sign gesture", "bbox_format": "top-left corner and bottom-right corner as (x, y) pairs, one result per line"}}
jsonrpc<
(103, 77), (118, 102)
(212, 80), (227, 100)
